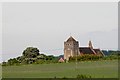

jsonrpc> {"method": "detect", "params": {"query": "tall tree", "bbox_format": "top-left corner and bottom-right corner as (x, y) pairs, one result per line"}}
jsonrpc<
(22, 47), (40, 58)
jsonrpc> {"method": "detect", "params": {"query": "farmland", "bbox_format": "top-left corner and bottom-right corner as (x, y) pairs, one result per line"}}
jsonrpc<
(2, 60), (118, 78)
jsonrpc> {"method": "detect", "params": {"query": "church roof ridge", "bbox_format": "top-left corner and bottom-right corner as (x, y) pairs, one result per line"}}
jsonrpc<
(66, 36), (76, 42)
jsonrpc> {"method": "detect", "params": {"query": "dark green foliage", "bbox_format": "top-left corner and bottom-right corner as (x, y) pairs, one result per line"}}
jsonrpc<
(5, 54), (59, 66)
(69, 54), (103, 62)
(2, 62), (7, 66)
(102, 50), (120, 56)
(35, 59), (45, 64)
(47, 55), (54, 60)
(69, 51), (120, 62)
(103, 51), (120, 60)
(103, 55), (118, 60)
(8, 58), (19, 65)
(35, 55), (58, 64)
(22, 47), (40, 58)
(108, 50), (120, 55)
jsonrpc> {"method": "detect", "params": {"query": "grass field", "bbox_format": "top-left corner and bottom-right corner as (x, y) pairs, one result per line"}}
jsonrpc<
(2, 60), (118, 78)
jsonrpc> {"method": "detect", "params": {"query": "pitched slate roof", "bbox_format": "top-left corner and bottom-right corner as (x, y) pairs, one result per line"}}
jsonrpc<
(94, 49), (100, 53)
(94, 49), (104, 56)
(79, 47), (96, 54)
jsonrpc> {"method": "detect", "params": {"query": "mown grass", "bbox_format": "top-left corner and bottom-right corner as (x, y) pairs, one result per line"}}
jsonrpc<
(2, 60), (118, 78)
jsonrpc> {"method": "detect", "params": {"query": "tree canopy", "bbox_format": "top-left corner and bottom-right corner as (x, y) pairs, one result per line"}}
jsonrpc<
(22, 47), (40, 58)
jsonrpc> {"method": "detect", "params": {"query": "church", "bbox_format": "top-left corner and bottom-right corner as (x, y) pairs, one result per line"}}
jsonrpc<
(64, 36), (105, 61)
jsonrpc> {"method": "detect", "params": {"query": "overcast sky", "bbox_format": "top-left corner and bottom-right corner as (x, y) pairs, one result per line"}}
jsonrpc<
(2, 2), (118, 62)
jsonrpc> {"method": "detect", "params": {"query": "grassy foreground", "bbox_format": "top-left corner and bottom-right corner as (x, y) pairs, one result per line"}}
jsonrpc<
(2, 60), (118, 78)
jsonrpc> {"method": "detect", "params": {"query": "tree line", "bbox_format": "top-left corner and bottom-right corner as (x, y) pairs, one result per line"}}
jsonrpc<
(2, 47), (59, 66)
(69, 53), (119, 62)
(2, 47), (120, 66)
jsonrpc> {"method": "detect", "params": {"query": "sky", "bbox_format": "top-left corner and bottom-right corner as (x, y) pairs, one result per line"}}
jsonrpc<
(2, 2), (118, 62)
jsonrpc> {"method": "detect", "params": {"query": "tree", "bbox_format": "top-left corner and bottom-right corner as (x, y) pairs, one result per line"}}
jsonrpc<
(46, 55), (55, 60)
(8, 58), (19, 65)
(2, 61), (7, 66)
(22, 47), (40, 58)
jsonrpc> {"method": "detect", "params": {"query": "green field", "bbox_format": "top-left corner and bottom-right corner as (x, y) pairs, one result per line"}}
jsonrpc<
(2, 60), (118, 78)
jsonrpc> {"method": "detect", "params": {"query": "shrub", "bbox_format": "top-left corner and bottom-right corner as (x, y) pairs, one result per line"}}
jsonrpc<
(69, 54), (103, 62)
(2, 62), (7, 66)
(7, 58), (20, 65)
(35, 60), (45, 64)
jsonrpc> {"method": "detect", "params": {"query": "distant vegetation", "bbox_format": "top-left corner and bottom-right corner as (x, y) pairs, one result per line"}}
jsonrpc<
(69, 50), (120, 62)
(69, 52), (119, 62)
(2, 47), (120, 66)
(102, 50), (120, 56)
(2, 47), (59, 66)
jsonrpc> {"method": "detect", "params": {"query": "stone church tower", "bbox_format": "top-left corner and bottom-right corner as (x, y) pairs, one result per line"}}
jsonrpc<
(64, 36), (79, 61)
